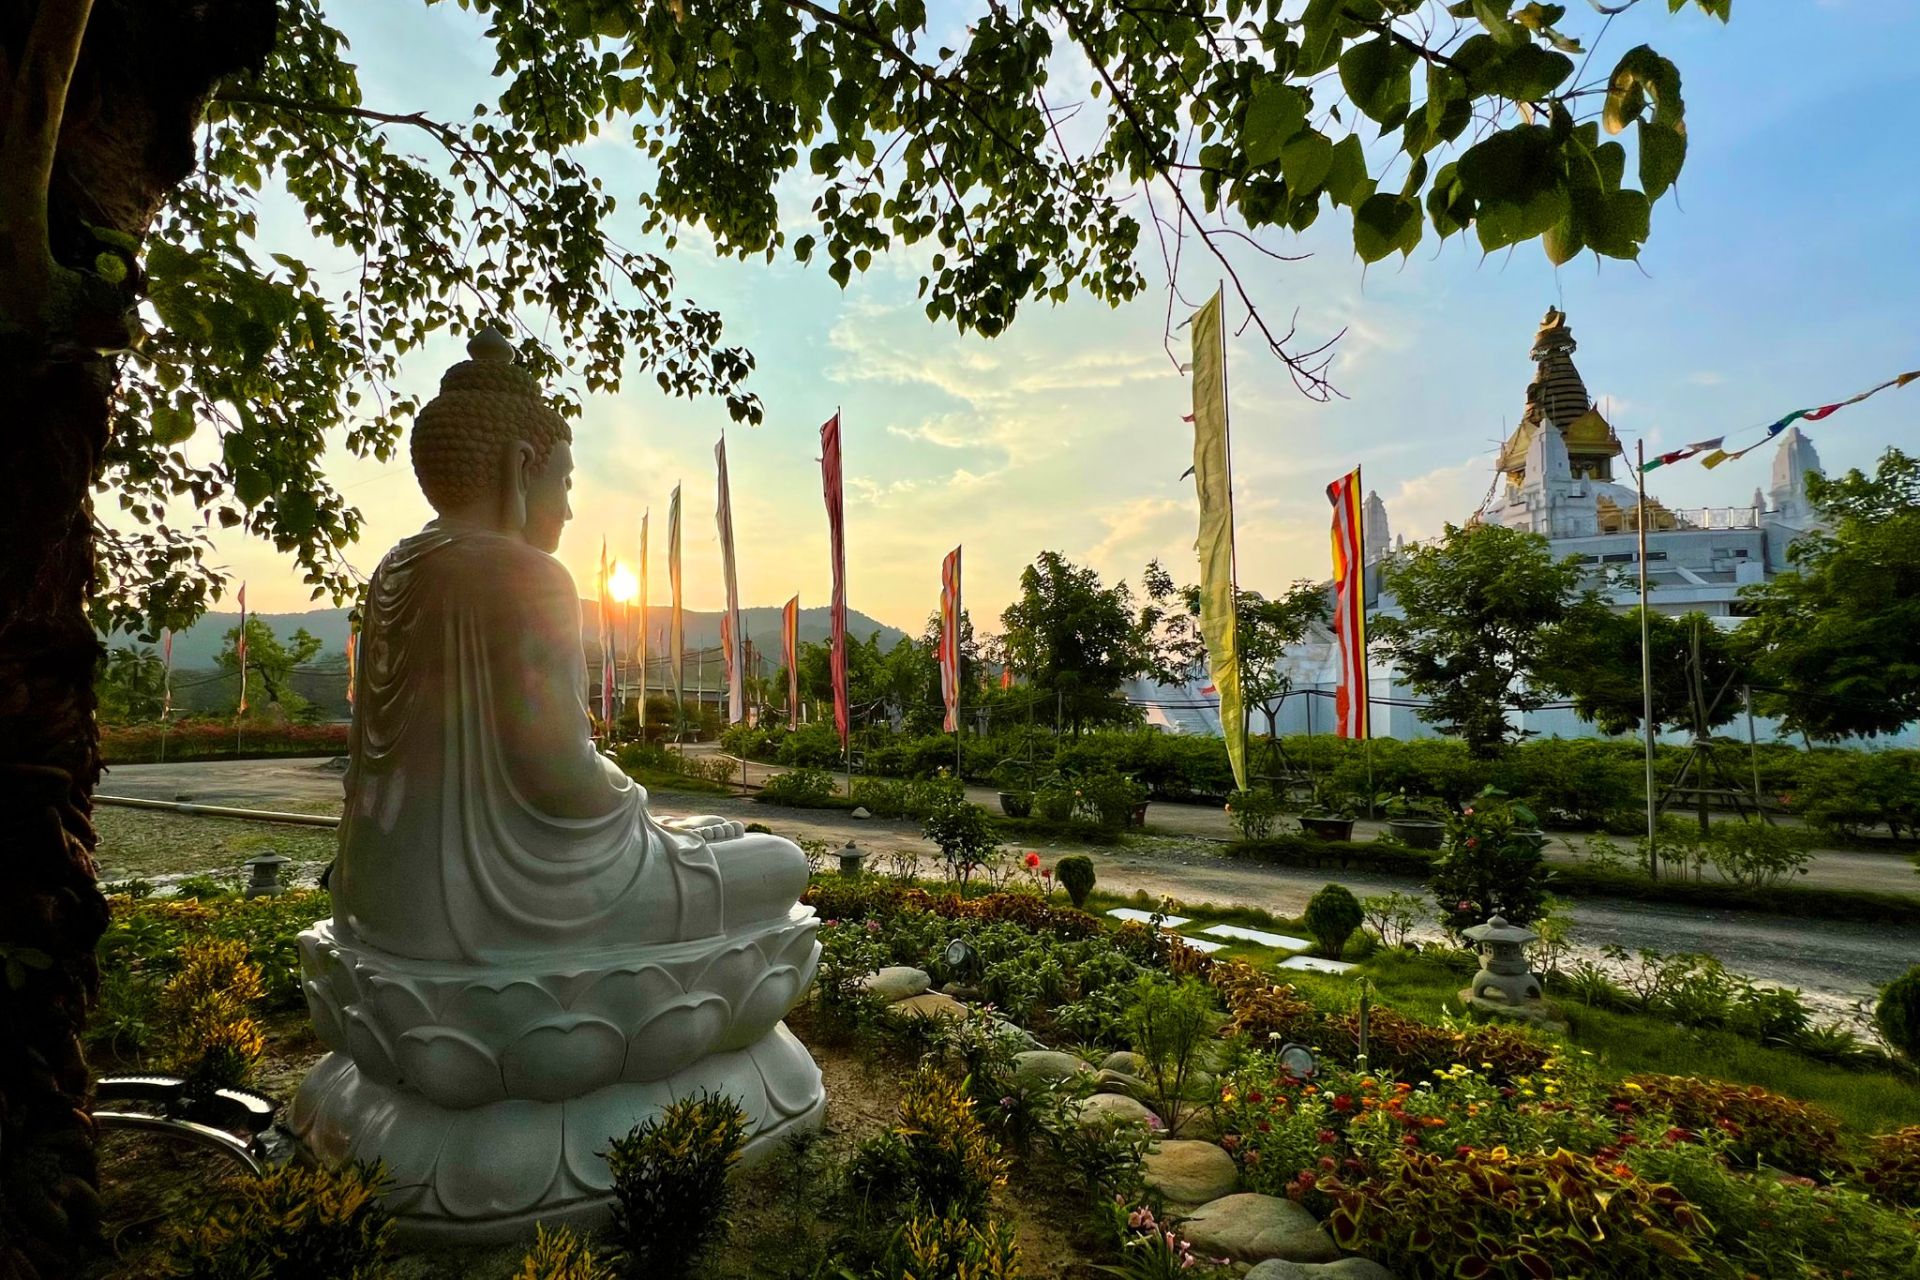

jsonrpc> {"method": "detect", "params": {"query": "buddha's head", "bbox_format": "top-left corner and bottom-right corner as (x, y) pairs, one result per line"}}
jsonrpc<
(410, 329), (574, 552)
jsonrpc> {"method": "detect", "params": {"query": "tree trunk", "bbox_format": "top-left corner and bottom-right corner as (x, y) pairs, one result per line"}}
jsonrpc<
(0, 5), (274, 1276)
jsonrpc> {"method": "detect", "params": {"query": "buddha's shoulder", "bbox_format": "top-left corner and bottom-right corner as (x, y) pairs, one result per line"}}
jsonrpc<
(377, 529), (577, 597)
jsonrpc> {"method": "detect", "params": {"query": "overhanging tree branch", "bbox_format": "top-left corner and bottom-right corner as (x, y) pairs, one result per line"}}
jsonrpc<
(0, 0), (98, 330)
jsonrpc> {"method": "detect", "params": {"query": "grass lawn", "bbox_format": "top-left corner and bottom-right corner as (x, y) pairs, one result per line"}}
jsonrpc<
(93, 804), (337, 883)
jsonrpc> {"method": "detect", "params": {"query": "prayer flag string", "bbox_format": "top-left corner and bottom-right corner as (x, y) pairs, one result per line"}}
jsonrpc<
(1641, 369), (1919, 473)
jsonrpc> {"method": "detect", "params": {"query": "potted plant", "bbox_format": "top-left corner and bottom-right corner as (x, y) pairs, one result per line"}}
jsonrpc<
(1033, 768), (1078, 823)
(1383, 790), (1447, 850)
(1080, 771), (1148, 830)
(992, 758), (1034, 818)
(1299, 783), (1358, 842)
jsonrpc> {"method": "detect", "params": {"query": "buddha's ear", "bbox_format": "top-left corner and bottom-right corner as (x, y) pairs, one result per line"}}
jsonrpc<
(503, 440), (535, 532)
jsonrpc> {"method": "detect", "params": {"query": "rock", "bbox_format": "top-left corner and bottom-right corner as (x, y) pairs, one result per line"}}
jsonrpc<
(1142, 1140), (1239, 1206)
(1172, 1103), (1223, 1141)
(1012, 1050), (1092, 1088)
(1178, 1194), (1340, 1264)
(850, 806), (873, 819)
(1077, 1092), (1160, 1131)
(941, 983), (984, 1001)
(1246, 1261), (1397, 1280)
(1094, 1068), (1152, 1100)
(1100, 1050), (1148, 1075)
(859, 967), (930, 1003)
(892, 992), (967, 1021)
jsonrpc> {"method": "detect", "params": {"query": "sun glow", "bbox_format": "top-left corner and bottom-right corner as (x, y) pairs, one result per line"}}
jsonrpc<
(607, 562), (639, 604)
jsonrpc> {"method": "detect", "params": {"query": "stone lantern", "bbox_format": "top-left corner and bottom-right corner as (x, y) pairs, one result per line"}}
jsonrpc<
(243, 852), (291, 899)
(837, 839), (868, 878)
(1460, 915), (1543, 1010)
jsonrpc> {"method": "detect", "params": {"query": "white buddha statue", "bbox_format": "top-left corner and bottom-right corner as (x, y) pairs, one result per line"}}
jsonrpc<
(288, 331), (824, 1241)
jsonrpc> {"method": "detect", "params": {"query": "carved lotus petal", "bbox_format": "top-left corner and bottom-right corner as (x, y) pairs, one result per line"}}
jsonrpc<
(769, 923), (820, 973)
(285, 1051), (351, 1140)
(316, 945), (363, 1004)
(502, 1016), (627, 1102)
(693, 941), (765, 1011)
(624, 995), (730, 1082)
(365, 974), (436, 1038)
(304, 978), (348, 1053)
(342, 1007), (400, 1085)
(722, 966), (802, 1051)
(753, 1023), (826, 1120)
(440, 979), (565, 1048)
(563, 1083), (674, 1191)
(576, 964), (684, 1029)
(398, 1027), (506, 1108)
(436, 1099), (563, 1220)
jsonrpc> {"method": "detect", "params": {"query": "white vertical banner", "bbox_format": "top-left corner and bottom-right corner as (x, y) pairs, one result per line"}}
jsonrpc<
(715, 435), (744, 725)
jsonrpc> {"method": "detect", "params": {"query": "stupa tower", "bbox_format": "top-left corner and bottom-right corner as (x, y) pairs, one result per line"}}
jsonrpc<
(1496, 308), (1622, 487)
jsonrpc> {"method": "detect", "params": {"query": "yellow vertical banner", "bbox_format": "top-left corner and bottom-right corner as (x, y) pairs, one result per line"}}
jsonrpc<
(1189, 289), (1246, 791)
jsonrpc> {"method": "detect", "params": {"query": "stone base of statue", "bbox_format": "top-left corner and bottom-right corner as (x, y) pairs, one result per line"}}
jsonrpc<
(287, 900), (824, 1241)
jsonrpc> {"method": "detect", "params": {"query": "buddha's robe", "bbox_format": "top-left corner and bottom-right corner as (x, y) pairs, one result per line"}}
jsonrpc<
(334, 521), (729, 962)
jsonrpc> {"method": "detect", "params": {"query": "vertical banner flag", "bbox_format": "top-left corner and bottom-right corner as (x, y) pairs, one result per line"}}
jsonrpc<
(669, 483), (684, 717)
(344, 626), (356, 708)
(235, 583), (250, 715)
(715, 436), (745, 725)
(820, 412), (850, 750)
(782, 595), (800, 731)
(1188, 289), (1246, 790)
(939, 546), (962, 733)
(1000, 664), (1012, 691)
(161, 630), (174, 718)
(1326, 467), (1370, 739)
(637, 510), (649, 728)
(599, 536), (615, 727)
(720, 613), (734, 725)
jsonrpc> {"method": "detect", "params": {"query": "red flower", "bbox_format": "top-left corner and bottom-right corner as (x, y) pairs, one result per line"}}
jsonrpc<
(1318, 1156), (1337, 1172)
(1024, 851), (1041, 868)
(1318, 1129), (1338, 1145)
(1332, 1095), (1353, 1113)
(1401, 1134), (1420, 1148)
(1465, 837), (1479, 849)
(1042, 868), (1052, 879)
(1247, 1091), (1265, 1105)
(1456, 1145), (1474, 1156)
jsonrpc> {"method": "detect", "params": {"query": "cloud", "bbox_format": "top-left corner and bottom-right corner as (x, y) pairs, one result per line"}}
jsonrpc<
(1085, 495), (1186, 564)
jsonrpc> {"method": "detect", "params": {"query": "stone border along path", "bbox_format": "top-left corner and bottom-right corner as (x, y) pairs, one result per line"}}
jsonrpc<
(1106, 908), (1351, 977)
(853, 965), (1396, 1277)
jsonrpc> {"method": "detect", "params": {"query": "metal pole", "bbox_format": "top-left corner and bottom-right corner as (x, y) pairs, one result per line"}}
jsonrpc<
(94, 795), (341, 828)
(1745, 684), (1764, 809)
(1636, 439), (1659, 879)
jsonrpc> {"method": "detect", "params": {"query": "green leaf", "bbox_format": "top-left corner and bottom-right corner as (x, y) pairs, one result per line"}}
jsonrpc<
(1605, 45), (1683, 134)
(1638, 120), (1687, 200)
(1280, 130), (1334, 194)
(1299, 0), (1345, 74)
(1542, 212), (1584, 265)
(1245, 81), (1307, 168)
(1580, 187), (1651, 258)
(1475, 181), (1568, 252)
(1354, 193), (1422, 262)
(232, 467), (271, 509)
(94, 252), (128, 284)
(1339, 37), (1415, 125)
(1473, 0), (1523, 46)
(1323, 134), (1370, 207)
(151, 405), (196, 446)
(1488, 45), (1575, 102)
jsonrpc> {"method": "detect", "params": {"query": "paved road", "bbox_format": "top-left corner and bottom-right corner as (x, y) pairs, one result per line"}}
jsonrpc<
(100, 757), (1916, 1024)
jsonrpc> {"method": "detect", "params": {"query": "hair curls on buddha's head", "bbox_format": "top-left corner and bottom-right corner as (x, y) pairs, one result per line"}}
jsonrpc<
(410, 329), (572, 514)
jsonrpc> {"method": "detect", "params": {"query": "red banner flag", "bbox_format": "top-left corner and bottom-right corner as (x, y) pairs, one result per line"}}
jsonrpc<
(820, 412), (849, 750)
(1325, 467), (1370, 739)
(782, 595), (800, 731)
(235, 583), (249, 715)
(715, 435), (744, 725)
(1000, 664), (1012, 691)
(938, 546), (962, 733)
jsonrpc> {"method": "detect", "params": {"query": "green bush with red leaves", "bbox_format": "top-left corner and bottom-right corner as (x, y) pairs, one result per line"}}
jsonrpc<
(1609, 1075), (1844, 1178)
(1862, 1125), (1920, 1209)
(100, 720), (348, 763)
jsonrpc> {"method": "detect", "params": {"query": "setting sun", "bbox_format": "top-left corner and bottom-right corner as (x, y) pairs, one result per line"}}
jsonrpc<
(606, 562), (639, 604)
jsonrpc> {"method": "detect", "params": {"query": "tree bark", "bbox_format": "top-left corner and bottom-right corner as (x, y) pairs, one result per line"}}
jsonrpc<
(0, 4), (274, 1276)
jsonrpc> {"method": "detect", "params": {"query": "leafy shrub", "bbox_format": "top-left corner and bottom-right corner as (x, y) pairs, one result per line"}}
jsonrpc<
(514, 1224), (616, 1280)
(1876, 965), (1920, 1063)
(605, 1092), (749, 1279)
(887, 1209), (1022, 1280)
(922, 794), (1001, 890)
(1303, 884), (1363, 959)
(1228, 834), (1435, 877)
(1322, 1148), (1713, 1280)
(153, 1162), (394, 1280)
(1861, 1125), (1920, 1209)
(1125, 975), (1220, 1134)
(1226, 787), (1279, 840)
(1428, 790), (1552, 931)
(1701, 819), (1815, 889)
(1033, 780), (1077, 822)
(1076, 770), (1148, 829)
(852, 775), (962, 820)
(850, 1064), (1009, 1223)
(101, 720), (350, 764)
(1100, 1201), (1232, 1278)
(1055, 854), (1096, 908)
(1611, 1075), (1844, 1177)
(757, 766), (839, 807)
(156, 938), (266, 1098)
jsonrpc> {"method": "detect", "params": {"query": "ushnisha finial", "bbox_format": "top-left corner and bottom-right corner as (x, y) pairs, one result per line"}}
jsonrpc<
(468, 326), (516, 363)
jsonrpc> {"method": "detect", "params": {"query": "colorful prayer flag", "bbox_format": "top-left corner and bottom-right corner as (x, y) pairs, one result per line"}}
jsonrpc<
(669, 483), (684, 718)
(715, 436), (744, 725)
(1642, 370), (1920, 472)
(1326, 467), (1370, 740)
(782, 595), (800, 731)
(1188, 289), (1247, 790)
(939, 546), (962, 734)
(820, 412), (849, 750)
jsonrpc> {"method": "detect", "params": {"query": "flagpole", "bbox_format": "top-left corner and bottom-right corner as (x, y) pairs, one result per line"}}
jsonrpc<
(1359, 465), (1374, 821)
(1637, 438), (1659, 879)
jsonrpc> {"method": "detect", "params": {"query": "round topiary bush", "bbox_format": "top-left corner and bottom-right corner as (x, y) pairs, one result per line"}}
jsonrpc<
(1877, 965), (1920, 1062)
(1305, 883), (1363, 959)
(1055, 855), (1096, 909)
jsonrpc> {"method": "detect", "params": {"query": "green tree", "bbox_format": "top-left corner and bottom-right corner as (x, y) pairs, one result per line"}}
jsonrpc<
(95, 645), (169, 724)
(216, 619), (324, 721)
(1139, 559), (1326, 747)
(1000, 553), (1146, 736)
(1538, 605), (1746, 737)
(1742, 449), (1920, 740)
(1374, 524), (1584, 757)
(1, 1), (1727, 1268)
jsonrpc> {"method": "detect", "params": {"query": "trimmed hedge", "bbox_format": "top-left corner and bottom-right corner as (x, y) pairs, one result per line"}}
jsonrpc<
(101, 721), (349, 764)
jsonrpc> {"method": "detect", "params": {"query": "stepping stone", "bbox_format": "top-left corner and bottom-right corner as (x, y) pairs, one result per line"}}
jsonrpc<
(1143, 1140), (1239, 1206)
(1078, 1092), (1160, 1131)
(1279, 955), (1356, 975)
(1201, 923), (1313, 951)
(1012, 1050), (1093, 1088)
(1174, 936), (1228, 954)
(1100, 1050), (1147, 1076)
(1247, 1261), (1398, 1280)
(1178, 1193), (1340, 1264)
(1108, 907), (1191, 927)
(891, 991), (967, 1020)
(858, 966), (930, 1002)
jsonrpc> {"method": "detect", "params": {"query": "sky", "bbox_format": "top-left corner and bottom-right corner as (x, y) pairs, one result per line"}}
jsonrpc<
(181, 0), (1920, 637)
